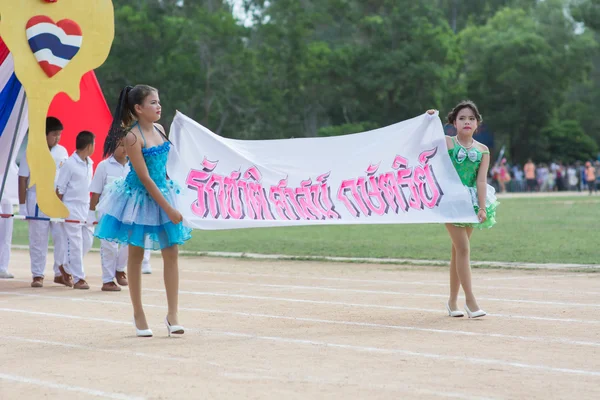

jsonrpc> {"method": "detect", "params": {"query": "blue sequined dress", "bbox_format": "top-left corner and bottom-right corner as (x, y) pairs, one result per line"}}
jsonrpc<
(95, 124), (192, 250)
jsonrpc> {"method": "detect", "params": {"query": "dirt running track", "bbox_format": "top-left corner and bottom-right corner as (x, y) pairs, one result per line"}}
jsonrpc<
(0, 249), (599, 400)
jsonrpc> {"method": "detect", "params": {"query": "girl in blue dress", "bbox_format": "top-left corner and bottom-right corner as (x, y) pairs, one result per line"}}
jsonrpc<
(96, 85), (192, 337)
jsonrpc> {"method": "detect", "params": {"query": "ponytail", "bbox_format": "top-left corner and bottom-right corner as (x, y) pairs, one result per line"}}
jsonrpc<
(103, 86), (133, 158)
(120, 85), (135, 127)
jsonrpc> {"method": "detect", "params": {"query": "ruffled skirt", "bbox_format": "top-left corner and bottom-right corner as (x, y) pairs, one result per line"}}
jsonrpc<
(94, 178), (192, 250)
(453, 184), (499, 229)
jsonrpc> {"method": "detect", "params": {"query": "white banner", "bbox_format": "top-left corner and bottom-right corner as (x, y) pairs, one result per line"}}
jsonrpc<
(167, 112), (478, 230)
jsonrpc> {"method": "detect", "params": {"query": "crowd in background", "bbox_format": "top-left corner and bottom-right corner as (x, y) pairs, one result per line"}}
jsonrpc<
(490, 159), (599, 194)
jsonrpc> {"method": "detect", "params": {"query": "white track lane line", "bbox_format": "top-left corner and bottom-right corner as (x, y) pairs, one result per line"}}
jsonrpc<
(1, 335), (195, 363)
(147, 287), (600, 309)
(1, 292), (600, 348)
(172, 269), (598, 294)
(0, 335), (280, 378)
(1, 290), (599, 326)
(6, 269), (595, 294)
(2, 280), (171, 297)
(208, 329), (600, 377)
(1, 307), (599, 378)
(0, 337), (494, 400)
(180, 278), (600, 301)
(0, 373), (145, 400)
(223, 371), (499, 400)
(5, 274), (599, 301)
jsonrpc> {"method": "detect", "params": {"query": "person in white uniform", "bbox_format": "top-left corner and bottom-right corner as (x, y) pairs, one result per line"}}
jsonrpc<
(0, 164), (19, 279)
(18, 117), (69, 287)
(89, 139), (130, 291)
(56, 131), (95, 290)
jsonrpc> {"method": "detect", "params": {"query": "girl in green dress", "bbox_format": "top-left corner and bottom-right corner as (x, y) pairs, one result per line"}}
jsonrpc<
(428, 101), (498, 318)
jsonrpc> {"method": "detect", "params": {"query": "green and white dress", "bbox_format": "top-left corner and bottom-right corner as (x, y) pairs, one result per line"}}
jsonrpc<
(448, 137), (499, 229)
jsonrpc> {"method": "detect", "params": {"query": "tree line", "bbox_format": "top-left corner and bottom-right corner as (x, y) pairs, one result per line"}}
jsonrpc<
(96, 0), (600, 163)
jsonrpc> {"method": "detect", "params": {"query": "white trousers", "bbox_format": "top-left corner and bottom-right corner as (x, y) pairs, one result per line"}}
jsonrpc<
(100, 241), (151, 282)
(142, 249), (151, 269)
(100, 240), (127, 283)
(61, 201), (94, 283)
(26, 191), (65, 278)
(0, 203), (13, 274)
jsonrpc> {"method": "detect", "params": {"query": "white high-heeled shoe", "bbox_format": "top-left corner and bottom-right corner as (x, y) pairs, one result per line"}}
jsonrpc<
(445, 302), (464, 317)
(464, 304), (486, 318)
(165, 316), (184, 337)
(133, 318), (153, 337)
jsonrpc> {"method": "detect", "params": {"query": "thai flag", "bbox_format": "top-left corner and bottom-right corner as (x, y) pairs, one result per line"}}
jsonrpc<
(0, 38), (28, 205)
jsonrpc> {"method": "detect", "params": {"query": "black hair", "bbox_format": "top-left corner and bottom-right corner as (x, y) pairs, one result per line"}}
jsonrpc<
(76, 131), (95, 151)
(103, 84), (158, 157)
(46, 117), (63, 135)
(103, 135), (118, 158)
(446, 100), (483, 125)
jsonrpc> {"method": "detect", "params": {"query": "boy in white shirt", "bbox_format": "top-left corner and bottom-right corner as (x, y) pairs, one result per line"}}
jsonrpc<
(89, 139), (129, 291)
(56, 131), (95, 290)
(18, 117), (69, 287)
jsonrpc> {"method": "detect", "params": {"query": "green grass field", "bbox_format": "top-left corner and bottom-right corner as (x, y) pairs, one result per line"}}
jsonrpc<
(10, 196), (599, 265)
